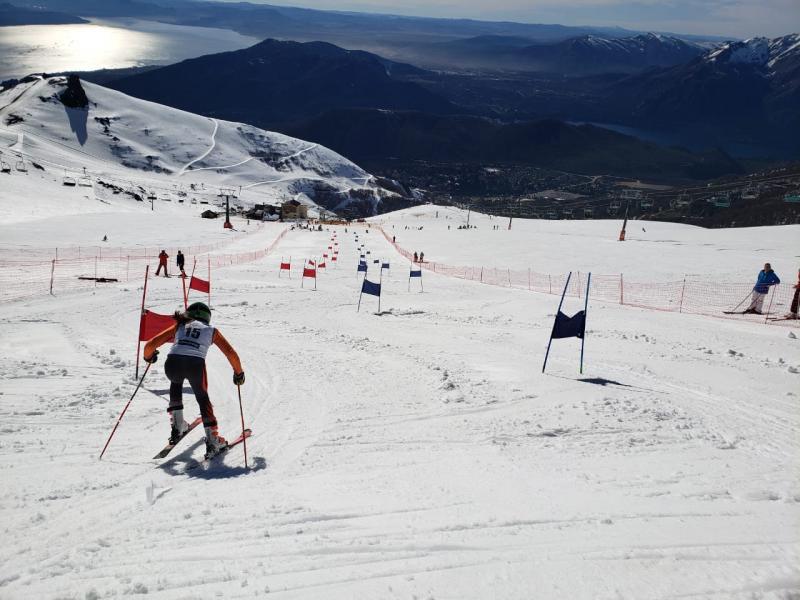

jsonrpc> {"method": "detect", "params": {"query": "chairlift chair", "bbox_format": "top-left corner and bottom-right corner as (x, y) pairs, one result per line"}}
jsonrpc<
(78, 176), (92, 187)
(191, 198), (198, 205)
(583, 207), (593, 218)
(0, 161), (10, 173)
(15, 159), (27, 173)
(63, 175), (77, 187)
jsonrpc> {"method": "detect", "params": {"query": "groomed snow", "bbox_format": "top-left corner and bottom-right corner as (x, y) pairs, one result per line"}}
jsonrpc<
(369, 204), (800, 281)
(1, 202), (798, 598)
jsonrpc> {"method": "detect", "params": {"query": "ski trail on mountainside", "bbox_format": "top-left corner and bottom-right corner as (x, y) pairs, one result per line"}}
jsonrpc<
(179, 117), (218, 176)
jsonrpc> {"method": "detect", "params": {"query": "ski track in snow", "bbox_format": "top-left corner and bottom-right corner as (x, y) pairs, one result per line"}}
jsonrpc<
(0, 211), (798, 599)
(178, 117), (218, 176)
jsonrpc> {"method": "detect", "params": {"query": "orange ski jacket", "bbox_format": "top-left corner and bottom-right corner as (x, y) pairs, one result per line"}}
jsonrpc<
(144, 323), (242, 373)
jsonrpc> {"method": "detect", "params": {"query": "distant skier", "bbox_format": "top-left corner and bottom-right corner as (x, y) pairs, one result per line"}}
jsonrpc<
(143, 302), (245, 457)
(419, 251), (425, 263)
(102, 234), (108, 242)
(744, 263), (780, 314)
(413, 252), (418, 262)
(156, 250), (169, 277)
(176, 250), (185, 276)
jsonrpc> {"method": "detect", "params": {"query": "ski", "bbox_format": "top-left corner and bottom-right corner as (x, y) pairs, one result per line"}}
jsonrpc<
(723, 310), (748, 314)
(767, 316), (798, 321)
(186, 429), (252, 471)
(153, 417), (203, 459)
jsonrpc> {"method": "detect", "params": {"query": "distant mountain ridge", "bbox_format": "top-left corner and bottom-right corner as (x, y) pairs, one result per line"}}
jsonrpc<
(418, 32), (706, 74)
(107, 39), (456, 126)
(604, 34), (800, 156)
(0, 2), (87, 25)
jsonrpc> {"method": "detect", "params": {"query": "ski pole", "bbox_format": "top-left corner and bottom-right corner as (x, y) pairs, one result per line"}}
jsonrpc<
(236, 384), (249, 469)
(728, 290), (752, 313)
(99, 363), (151, 460)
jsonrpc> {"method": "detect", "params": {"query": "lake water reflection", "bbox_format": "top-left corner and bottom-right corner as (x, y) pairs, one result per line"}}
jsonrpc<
(0, 19), (260, 81)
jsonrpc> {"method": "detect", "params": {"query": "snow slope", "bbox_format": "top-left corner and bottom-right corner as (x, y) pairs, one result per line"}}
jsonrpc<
(0, 76), (385, 221)
(0, 204), (798, 599)
(370, 204), (800, 280)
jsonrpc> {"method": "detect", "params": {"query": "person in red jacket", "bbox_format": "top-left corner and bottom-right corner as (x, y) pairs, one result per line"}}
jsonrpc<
(143, 302), (245, 457)
(788, 268), (799, 319)
(156, 250), (169, 277)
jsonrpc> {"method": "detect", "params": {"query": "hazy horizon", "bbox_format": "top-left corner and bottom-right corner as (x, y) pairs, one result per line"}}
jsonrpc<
(210, 0), (799, 39)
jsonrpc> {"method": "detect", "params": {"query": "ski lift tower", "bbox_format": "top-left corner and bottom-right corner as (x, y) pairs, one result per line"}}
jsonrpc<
(218, 187), (237, 229)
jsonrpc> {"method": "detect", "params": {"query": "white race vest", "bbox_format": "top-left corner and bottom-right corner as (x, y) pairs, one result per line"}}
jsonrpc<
(169, 321), (215, 359)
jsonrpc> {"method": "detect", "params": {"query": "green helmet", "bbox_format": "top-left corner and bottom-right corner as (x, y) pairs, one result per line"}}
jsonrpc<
(186, 302), (211, 324)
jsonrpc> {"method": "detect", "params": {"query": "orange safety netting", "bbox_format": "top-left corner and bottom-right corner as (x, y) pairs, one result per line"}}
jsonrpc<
(377, 226), (799, 327)
(0, 228), (288, 302)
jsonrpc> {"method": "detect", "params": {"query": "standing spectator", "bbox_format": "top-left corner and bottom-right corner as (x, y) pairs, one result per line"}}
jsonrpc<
(156, 249), (169, 278)
(787, 268), (799, 319)
(392, 235), (396, 243)
(176, 250), (185, 277)
(413, 252), (418, 262)
(744, 263), (780, 314)
(419, 251), (425, 263)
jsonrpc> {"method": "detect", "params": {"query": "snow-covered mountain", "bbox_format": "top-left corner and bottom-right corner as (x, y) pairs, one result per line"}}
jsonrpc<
(605, 33), (800, 157)
(0, 75), (398, 217)
(707, 34), (800, 73)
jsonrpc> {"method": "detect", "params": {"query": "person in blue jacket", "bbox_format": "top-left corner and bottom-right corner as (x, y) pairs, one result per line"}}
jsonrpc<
(744, 263), (780, 314)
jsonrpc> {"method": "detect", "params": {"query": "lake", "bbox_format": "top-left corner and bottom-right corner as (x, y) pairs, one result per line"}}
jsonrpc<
(0, 19), (260, 81)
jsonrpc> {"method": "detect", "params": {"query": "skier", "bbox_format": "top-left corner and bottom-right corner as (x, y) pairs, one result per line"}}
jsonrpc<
(413, 251), (418, 262)
(176, 250), (185, 276)
(787, 268), (799, 319)
(143, 302), (245, 457)
(419, 251), (425, 263)
(744, 263), (780, 314)
(156, 250), (169, 277)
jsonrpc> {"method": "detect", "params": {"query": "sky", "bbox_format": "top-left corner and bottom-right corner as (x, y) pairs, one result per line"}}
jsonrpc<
(235, 0), (800, 38)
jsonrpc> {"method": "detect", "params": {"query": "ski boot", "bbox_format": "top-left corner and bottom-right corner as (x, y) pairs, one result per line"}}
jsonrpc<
(169, 409), (190, 444)
(204, 426), (228, 459)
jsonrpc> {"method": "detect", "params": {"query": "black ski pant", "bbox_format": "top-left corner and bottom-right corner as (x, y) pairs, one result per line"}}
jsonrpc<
(164, 354), (217, 428)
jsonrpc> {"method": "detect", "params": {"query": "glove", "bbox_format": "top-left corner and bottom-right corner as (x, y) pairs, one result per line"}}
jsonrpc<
(144, 350), (159, 364)
(233, 371), (245, 385)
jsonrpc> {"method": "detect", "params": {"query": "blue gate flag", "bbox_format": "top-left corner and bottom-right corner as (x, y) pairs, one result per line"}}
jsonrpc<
(381, 262), (390, 269)
(361, 278), (381, 297)
(360, 254), (365, 259)
(357, 262), (367, 272)
(410, 269), (422, 278)
(551, 310), (586, 339)
(373, 259), (380, 264)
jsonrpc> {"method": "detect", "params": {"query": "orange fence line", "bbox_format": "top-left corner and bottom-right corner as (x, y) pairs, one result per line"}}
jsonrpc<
(0, 227), (288, 302)
(0, 222), (268, 264)
(377, 227), (798, 327)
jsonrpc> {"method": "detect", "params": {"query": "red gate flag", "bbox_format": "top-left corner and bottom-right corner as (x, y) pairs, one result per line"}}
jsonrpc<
(280, 262), (291, 270)
(319, 262), (326, 269)
(139, 310), (175, 341)
(303, 267), (316, 278)
(189, 275), (210, 293)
